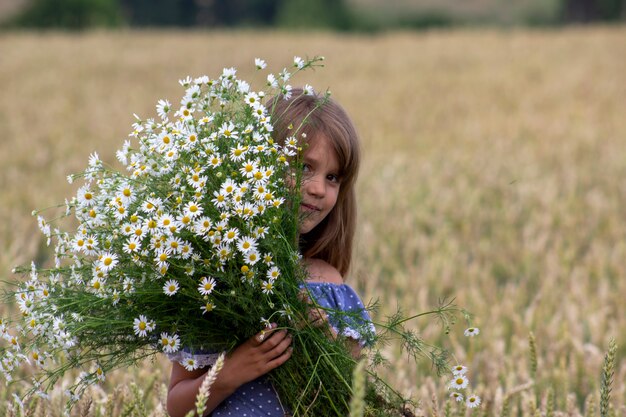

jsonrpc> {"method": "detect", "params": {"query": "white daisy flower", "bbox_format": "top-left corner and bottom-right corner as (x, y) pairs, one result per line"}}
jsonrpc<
(154, 249), (171, 270)
(88, 152), (101, 168)
(240, 159), (258, 178)
(183, 201), (203, 218)
(168, 334), (181, 353)
(201, 301), (215, 314)
(266, 266), (280, 281)
(251, 103), (267, 120)
(450, 392), (463, 402)
(217, 244), (231, 261)
(158, 214), (175, 230)
(466, 394), (481, 408)
(183, 132), (199, 148)
(165, 237), (183, 253)
(198, 115), (214, 126)
(244, 92), (260, 106)
(194, 217), (212, 234)
(182, 358), (198, 371)
(179, 76), (192, 87)
(207, 155), (222, 168)
(142, 198), (161, 213)
(194, 75), (209, 84)
(76, 186), (96, 207)
(133, 315), (154, 338)
(98, 252), (118, 273)
(123, 277), (135, 294)
(222, 67), (236, 80)
(279, 68), (291, 82)
(176, 213), (193, 229)
(452, 365), (468, 375)
(243, 250), (260, 266)
(254, 58), (267, 70)
(159, 333), (178, 353)
(464, 327), (480, 337)
(94, 365), (105, 382)
(281, 84), (293, 99)
(230, 144), (248, 162)
(198, 276), (216, 296)
(163, 279), (179, 296)
(449, 375), (469, 390)
(218, 122), (238, 140)
(90, 277), (105, 292)
(179, 243), (193, 259)
(223, 228), (239, 243)
(221, 179), (237, 195)
(266, 73), (278, 88)
(303, 84), (315, 95)
(253, 226), (267, 239)
(156, 99), (171, 120)
(293, 56), (305, 69)
(261, 280), (274, 295)
(236, 236), (257, 253)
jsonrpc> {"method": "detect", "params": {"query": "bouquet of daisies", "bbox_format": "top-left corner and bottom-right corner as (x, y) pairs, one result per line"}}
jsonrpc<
(1, 56), (474, 416)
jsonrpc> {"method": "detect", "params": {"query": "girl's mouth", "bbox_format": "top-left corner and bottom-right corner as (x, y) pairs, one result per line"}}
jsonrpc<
(300, 203), (320, 212)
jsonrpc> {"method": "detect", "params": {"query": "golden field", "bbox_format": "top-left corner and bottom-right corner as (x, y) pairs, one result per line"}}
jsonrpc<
(1, 27), (626, 416)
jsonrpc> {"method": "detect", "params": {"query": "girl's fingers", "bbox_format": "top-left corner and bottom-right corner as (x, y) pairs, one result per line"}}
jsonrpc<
(266, 333), (292, 359)
(259, 329), (289, 353)
(266, 346), (293, 371)
(253, 323), (278, 345)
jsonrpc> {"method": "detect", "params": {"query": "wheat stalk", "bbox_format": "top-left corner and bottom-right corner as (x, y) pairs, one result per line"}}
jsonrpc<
(348, 359), (366, 417)
(600, 338), (618, 417)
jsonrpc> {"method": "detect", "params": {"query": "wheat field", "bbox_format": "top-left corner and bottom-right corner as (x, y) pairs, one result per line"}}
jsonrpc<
(1, 27), (626, 416)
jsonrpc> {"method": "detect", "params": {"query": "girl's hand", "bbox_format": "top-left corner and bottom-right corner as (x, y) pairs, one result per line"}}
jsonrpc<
(298, 289), (363, 358)
(219, 323), (293, 391)
(297, 290), (338, 338)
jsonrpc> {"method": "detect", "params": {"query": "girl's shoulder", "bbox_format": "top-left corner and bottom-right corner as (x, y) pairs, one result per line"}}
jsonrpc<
(304, 258), (343, 284)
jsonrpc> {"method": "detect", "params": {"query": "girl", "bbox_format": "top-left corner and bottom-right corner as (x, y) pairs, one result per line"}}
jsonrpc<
(166, 88), (373, 417)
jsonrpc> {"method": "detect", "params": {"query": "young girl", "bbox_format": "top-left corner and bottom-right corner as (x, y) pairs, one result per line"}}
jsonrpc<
(166, 88), (373, 417)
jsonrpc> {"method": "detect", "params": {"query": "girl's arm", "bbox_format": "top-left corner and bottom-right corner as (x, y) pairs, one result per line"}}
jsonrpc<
(167, 324), (293, 417)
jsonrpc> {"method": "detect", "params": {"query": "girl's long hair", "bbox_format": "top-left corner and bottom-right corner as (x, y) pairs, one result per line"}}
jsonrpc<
(269, 89), (360, 277)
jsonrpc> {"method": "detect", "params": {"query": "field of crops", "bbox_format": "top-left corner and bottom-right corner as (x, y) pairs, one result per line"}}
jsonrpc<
(1, 26), (625, 416)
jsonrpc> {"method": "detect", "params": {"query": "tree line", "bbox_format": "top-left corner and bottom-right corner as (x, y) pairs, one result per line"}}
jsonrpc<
(4, 0), (625, 30)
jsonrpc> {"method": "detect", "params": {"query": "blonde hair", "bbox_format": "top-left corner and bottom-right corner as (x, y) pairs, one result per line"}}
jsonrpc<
(269, 89), (360, 277)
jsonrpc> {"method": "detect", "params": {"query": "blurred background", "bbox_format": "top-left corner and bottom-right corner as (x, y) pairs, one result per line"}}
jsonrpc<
(0, 0), (624, 30)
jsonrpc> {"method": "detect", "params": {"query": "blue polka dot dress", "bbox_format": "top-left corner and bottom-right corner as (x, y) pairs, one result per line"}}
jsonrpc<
(169, 282), (374, 417)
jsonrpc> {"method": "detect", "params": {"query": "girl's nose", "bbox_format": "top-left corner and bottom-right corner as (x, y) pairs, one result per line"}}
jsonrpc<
(305, 175), (325, 198)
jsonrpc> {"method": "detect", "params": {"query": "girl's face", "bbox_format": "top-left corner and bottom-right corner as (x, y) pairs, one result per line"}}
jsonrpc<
(299, 134), (341, 234)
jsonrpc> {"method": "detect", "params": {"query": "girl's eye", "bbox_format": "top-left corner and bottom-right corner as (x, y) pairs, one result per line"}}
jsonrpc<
(327, 174), (339, 183)
(302, 164), (311, 173)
